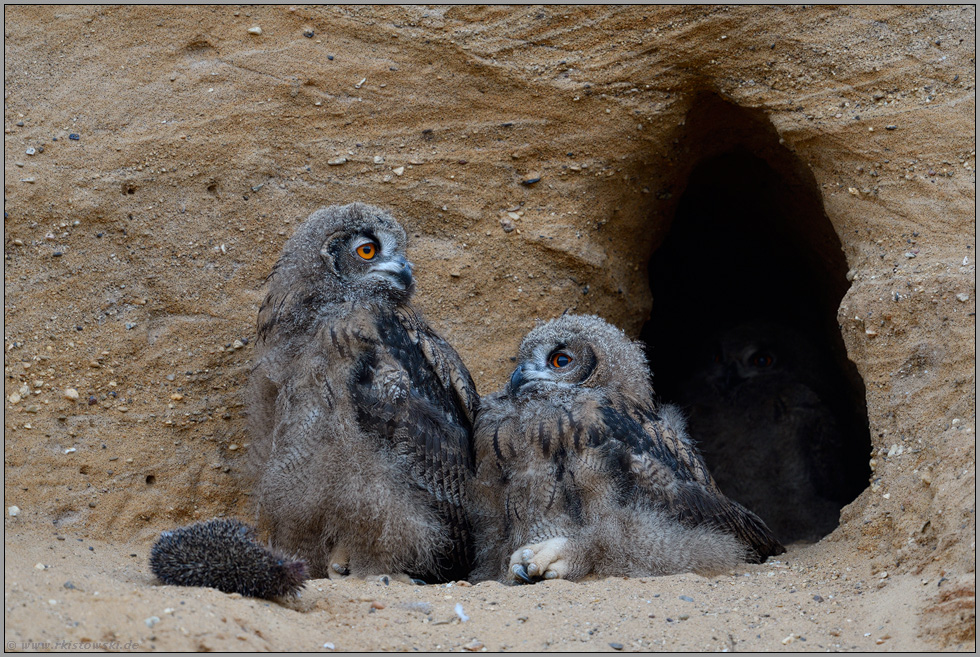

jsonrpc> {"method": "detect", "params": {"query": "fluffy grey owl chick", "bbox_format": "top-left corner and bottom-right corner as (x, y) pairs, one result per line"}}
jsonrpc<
(673, 321), (862, 542)
(469, 314), (783, 584)
(247, 203), (479, 583)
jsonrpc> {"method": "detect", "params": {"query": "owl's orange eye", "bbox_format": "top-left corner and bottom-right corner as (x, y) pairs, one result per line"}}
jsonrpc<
(550, 352), (573, 368)
(355, 242), (377, 260)
(751, 353), (773, 368)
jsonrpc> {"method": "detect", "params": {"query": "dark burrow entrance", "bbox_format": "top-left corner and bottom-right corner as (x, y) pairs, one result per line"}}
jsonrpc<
(639, 95), (871, 544)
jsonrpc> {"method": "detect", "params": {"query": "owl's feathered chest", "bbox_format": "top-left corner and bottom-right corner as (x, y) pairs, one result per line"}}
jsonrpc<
(478, 390), (704, 500)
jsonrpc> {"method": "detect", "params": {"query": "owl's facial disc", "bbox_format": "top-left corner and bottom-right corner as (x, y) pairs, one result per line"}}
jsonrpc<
(323, 231), (414, 295)
(354, 233), (414, 290)
(507, 342), (596, 394)
(733, 345), (776, 380)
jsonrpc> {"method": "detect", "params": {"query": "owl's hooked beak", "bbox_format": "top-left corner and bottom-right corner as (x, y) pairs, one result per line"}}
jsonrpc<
(508, 363), (528, 394)
(372, 255), (414, 291)
(721, 362), (743, 389)
(507, 362), (553, 394)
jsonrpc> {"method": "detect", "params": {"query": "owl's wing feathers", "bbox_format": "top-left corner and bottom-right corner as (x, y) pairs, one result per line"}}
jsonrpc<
(394, 306), (480, 426)
(349, 307), (477, 581)
(602, 403), (785, 562)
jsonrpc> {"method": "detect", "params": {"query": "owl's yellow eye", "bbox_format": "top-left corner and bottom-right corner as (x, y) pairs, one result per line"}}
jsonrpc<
(356, 242), (377, 260)
(550, 352), (573, 368)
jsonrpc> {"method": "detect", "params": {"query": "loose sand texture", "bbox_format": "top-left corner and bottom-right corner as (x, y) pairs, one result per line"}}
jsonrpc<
(4, 5), (975, 651)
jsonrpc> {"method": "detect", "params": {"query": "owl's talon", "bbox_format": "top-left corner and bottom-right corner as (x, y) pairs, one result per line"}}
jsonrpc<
(331, 562), (350, 576)
(511, 563), (533, 583)
(411, 578), (427, 586)
(508, 537), (570, 582)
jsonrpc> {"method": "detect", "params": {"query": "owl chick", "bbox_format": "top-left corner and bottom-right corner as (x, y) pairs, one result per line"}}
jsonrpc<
(672, 321), (865, 542)
(469, 314), (783, 584)
(247, 203), (479, 583)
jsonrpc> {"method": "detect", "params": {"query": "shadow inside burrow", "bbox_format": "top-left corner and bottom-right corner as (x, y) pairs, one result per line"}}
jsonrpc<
(639, 95), (872, 544)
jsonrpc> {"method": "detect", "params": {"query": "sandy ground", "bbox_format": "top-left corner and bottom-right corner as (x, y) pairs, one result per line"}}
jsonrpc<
(3, 526), (935, 653)
(4, 4), (974, 652)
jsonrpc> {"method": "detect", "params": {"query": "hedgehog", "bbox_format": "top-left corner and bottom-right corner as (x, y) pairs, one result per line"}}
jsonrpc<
(150, 518), (307, 600)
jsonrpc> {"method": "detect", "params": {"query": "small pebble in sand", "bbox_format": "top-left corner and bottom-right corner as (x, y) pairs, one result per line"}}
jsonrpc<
(393, 167), (405, 176)
(8, 506), (20, 517)
(813, 594), (824, 602)
(463, 640), (484, 651)
(247, 26), (262, 35)
(454, 603), (469, 622)
(63, 388), (79, 401)
(679, 595), (694, 602)
(145, 616), (161, 628)
(956, 293), (969, 302)
(303, 29), (314, 38)
(609, 642), (624, 650)
(398, 601), (432, 614)
(26, 147), (36, 156)
(69, 133), (80, 141)
(327, 157), (347, 166)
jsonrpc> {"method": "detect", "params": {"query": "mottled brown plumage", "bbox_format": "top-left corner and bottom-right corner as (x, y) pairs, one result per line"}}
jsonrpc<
(247, 203), (478, 583)
(469, 314), (783, 584)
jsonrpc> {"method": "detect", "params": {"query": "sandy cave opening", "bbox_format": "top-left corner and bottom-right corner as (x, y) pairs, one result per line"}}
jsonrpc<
(639, 95), (872, 545)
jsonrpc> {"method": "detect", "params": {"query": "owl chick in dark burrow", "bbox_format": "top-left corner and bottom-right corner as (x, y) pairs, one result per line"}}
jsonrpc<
(246, 203), (479, 584)
(671, 320), (869, 543)
(469, 314), (784, 584)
